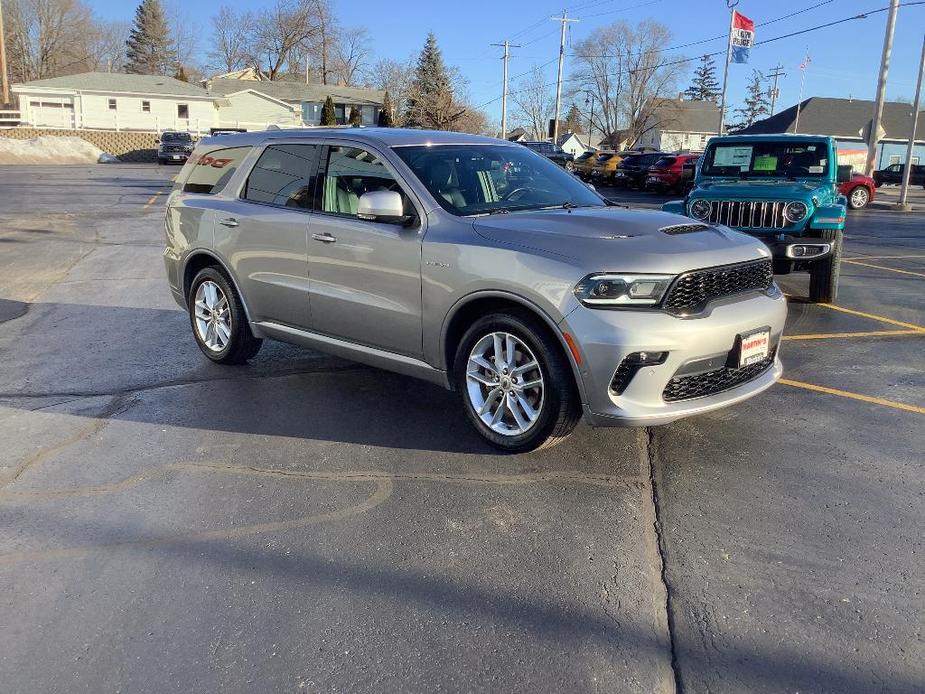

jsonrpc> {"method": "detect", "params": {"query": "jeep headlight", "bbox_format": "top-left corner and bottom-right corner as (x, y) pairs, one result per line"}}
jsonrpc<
(574, 273), (674, 307)
(689, 199), (711, 220)
(784, 201), (808, 223)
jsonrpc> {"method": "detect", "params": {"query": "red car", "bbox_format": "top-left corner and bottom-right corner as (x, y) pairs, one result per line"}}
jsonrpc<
(839, 172), (876, 210)
(645, 154), (701, 192)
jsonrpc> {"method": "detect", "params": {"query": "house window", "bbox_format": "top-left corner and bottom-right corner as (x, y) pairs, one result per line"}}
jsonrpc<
(108, 99), (117, 110)
(912, 156), (921, 165)
(889, 155), (901, 166)
(142, 100), (151, 113)
(177, 104), (189, 119)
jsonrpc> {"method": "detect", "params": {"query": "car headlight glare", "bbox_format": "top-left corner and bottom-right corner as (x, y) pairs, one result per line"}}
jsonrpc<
(784, 201), (808, 223)
(689, 199), (711, 220)
(574, 273), (674, 307)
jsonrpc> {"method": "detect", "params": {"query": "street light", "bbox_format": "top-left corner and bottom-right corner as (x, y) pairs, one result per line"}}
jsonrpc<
(585, 92), (595, 145)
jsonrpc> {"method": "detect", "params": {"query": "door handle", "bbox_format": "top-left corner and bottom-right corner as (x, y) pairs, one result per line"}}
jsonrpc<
(218, 218), (239, 228)
(312, 232), (337, 243)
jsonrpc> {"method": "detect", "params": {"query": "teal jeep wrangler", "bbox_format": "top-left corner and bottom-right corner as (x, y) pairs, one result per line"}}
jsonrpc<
(663, 134), (851, 302)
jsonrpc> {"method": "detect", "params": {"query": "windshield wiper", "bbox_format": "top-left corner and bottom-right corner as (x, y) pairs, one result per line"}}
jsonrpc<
(486, 208), (510, 215)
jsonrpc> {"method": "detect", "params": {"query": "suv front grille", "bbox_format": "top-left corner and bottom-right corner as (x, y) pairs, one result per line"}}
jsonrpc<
(662, 259), (773, 315)
(703, 200), (792, 229)
(662, 349), (776, 402)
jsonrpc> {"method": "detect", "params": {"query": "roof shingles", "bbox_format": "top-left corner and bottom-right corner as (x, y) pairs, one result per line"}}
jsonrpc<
(17, 72), (211, 97)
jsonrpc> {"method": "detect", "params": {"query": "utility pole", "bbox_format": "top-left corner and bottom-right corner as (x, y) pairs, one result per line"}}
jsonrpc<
(0, 0), (10, 106)
(491, 40), (520, 140)
(767, 64), (786, 115)
(865, 0), (900, 176)
(551, 11), (578, 143)
(717, 0), (738, 135)
(897, 34), (925, 210)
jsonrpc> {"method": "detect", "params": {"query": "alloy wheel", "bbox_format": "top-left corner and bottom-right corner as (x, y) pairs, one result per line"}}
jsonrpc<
(193, 280), (231, 352)
(850, 187), (869, 209)
(465, 332), (545, 436)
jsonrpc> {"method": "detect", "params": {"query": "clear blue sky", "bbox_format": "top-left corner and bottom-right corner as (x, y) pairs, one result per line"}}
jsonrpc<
(92, 0), (925, 124)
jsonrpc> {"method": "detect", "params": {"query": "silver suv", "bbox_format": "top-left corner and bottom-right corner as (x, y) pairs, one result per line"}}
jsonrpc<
(163, 129), (786, 451)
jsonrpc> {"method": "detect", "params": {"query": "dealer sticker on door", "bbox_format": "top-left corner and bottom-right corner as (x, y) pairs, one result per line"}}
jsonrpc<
(738, 328), (770, 367)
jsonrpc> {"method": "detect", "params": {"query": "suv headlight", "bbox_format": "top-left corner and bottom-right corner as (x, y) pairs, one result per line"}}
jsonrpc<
(689, 199), (711, 220)
(574, 273), (674, 307)
(784, 201), (808, 222)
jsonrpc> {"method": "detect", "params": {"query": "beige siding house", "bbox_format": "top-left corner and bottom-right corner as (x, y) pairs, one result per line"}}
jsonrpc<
(213, 89), (302, 129)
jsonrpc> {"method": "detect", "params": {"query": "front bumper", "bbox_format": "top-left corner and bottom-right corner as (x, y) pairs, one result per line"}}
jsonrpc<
(758, 234), (833, 262)
(560, 289), (787, 427)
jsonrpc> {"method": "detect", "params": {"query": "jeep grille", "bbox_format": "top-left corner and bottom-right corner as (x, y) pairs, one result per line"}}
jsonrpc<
(701, 200), (793, 229)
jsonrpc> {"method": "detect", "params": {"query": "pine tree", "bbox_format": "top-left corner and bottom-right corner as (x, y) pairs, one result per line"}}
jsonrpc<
(173, 66), (188, 82)
(683, 55), (721, 102)
(125, 0), (173, 75)
(731, 70), (771, 132)
(321, 96), (337, 126)
(564, 103), (584, 134)
(378, 91), (395, 127)
(405, 33), (463, 130)
(349, 106), (362, 127)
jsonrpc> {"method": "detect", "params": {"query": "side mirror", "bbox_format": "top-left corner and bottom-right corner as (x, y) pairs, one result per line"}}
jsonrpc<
(836, 164), (852, 184)
(357, 190), (410, 224)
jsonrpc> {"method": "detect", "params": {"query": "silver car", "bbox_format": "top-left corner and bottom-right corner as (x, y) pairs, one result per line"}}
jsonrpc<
(163, 129), (786, 451)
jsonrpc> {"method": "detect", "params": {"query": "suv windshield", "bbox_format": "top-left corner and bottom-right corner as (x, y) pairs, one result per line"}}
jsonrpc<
(702, 140), (829, 178)
(162, 132), (193, 143)
(394, 144), (603, 216)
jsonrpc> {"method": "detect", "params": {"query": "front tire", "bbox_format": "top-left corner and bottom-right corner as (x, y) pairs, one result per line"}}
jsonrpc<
(808, 229), (842, 303)
(188, 266), (262, 364)
(454, 312), (580, 452)
(847, 186), (870, 209)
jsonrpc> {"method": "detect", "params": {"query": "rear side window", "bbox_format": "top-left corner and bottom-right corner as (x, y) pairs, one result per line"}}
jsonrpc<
(182, 147), (250, 195)
(243, 144), (322, 209)
(654, 157), (676, 168)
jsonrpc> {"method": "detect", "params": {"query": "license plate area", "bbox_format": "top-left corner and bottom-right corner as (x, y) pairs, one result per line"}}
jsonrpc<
(737, 327), (771, 367)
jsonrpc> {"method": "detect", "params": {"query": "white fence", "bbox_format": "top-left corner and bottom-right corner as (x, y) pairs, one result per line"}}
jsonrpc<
(0, 110), (22, 127)
(16, 108), (288, 134)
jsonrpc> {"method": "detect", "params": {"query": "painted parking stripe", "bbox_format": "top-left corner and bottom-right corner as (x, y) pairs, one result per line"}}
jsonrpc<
(783, 329), (924, 341)
(780, 379), (925, 415)
(143, 191), (163, 209)
(811, 303), (925, 331)
(842, 259), (925, 278)
(845, 254), (925, 260)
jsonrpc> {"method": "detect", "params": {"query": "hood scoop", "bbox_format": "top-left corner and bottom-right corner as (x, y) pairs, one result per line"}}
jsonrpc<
(660, 222), (711, 236)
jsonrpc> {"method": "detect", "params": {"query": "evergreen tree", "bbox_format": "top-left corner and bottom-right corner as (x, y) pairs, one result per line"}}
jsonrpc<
(378, 91), (395, 127)
(405, 33), (463, 130)
(349, 106), (362, 127)
(173, 66), (188, 82)
(321, 96), (337, 126)
(125, 0), (173, 75)
(564, 103), (584, 134)
(731, 70), (771, 132)
(683, 55), (721, 102)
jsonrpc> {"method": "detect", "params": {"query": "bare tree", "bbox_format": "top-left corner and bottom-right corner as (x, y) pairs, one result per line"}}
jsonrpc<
(168, 1), (199, 75)
(249, 0), (320, 81)
(332, 26), (369, 87)
(207, 5), (254, 74)
(3, 0), (95, 81)
(570, 19), (683, 147)
(86, 19), (129, 72)
(365, 56), (414, 125)
(511, 65), (555, 140)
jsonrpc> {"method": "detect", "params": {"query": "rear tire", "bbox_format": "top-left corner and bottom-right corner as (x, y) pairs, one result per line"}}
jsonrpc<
(808, 229), (842, 304)
(188, 266), (262, 364)
(454, 311), (580, 452)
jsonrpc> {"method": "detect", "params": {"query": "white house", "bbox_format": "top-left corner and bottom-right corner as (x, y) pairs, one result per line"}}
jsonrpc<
(556, 132), (590, 156)
(212, 89), (302, 130)
(635, 99), (720, 152)
(12, 72), (215, 132)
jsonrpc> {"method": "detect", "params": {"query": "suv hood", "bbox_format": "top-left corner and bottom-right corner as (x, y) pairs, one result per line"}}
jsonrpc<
(693, 179), (825, 200)
(472, 207), (770, 275)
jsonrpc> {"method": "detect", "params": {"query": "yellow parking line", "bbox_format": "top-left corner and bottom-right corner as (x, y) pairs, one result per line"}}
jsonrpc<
(780, 379), (925, 415)
(143, 191), (163, 209)
(783, 329), (924, 341)
(811, 303), (925, 331)
(842, 259), (925, 278)
(846, 254), (925, 260)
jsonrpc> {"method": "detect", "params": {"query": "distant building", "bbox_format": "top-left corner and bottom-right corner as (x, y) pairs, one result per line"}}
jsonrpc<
(556, 132), (590, 156)
(737, 97), (924, 169)
(635, 98), (720, 152)
(506, 127), (529, 142)
(12, 72), (214, 131)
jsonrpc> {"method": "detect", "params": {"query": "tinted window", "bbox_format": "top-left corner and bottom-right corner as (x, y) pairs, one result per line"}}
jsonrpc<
(653, 157), (676, 168)
(182, 147), (250, 195)
(702, 140), (829, 178)
(243, 144), (321, 209)
(321, 146), (404, 217)
(597, 153), (614, 162)
(575, 152), (594, 161)
(163, 132), (192, 143)
(394, 144), (603, 216)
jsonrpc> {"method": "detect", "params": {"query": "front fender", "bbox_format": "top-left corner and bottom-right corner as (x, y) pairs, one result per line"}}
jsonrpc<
(662, 199), (686, 215)
(809, 203), (846, 230)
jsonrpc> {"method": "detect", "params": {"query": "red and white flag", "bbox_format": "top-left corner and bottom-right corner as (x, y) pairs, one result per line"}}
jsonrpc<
(731, 11), (755, 64)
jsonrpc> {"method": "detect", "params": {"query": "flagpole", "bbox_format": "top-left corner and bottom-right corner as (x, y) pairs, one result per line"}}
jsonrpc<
(717, 1), (738, 135)
(794, 50), (810, 133)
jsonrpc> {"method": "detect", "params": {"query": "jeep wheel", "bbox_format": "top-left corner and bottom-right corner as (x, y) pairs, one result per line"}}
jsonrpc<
(454, 312), (580, 452)
(188, 266), (262, 364)
(808, 229), (842, 304)
(847, 186), (870, 210)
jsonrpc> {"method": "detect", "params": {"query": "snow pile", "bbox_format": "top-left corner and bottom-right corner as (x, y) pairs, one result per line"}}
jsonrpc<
(0, 136), (118, 164)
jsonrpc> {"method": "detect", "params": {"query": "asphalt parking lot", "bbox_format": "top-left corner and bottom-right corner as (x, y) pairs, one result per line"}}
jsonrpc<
(0, 164), (922, 693)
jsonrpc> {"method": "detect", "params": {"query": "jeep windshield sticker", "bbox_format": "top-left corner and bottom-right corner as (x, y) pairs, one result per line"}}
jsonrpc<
(808, 165), (824, 173)
(713, 146), (752, 170)
(753, 154), (778, 171)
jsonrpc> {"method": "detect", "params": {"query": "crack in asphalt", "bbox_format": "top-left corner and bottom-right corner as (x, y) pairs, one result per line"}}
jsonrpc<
(644, 426), (683, 694)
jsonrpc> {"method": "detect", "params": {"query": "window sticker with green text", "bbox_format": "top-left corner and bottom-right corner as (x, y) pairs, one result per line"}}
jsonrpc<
(753, 154), (778, 171)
